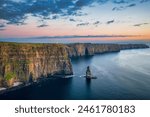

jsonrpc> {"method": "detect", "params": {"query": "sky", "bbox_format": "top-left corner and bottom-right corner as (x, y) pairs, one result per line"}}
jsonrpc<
(0, 0), (150, 41)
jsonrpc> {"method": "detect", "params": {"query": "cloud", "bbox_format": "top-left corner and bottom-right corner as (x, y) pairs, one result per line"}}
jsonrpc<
(0, 24), (5, 28)
(0, 0), (74, 25)
(69, 18), (83, 22)
(112, 3), (136, 11)
(133, 23), (149, 26)
(140, 0), (150, 3)
(75, 0), (93, 7)
(93, 21), (100, 25)
(0, 0), (94, 26)
(76, 22), (89, 26)
(0, 23), (5, 31)
(106, 20), (115, 24)
(126, 3), (136, 7)
(112, 6), (124, 11)
(113, 0), (129, 4)
(93, 21), (101, 27)
(97, 0), (108, 3)
(0, 0), (146, 27)
(37, 24), (49, 28)
(69, 19), (76, 22)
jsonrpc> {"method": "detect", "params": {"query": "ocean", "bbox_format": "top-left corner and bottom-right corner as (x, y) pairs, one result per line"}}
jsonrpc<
(0, 46), (150, 100)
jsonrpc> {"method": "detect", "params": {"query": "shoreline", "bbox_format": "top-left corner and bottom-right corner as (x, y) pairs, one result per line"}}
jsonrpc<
(0, 75), (74, 96)
(0, 48), (149, 96)
(0, 42), (149, 96)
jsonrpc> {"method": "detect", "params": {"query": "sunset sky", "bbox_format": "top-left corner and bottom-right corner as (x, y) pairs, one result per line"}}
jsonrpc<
(0, 0), (150, 41)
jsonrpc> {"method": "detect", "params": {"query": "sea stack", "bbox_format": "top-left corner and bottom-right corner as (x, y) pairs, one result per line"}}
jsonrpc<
(86, 66), (92, 78)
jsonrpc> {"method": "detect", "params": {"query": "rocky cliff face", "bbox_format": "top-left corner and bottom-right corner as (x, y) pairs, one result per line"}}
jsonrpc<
(0, 43), (72, 87)
(0, 42), (149, 88)
(119, 44), (149, 50)
(67, 43), (95, 57)
(67, 43), (121, 57)
(67, 43), (149, 57)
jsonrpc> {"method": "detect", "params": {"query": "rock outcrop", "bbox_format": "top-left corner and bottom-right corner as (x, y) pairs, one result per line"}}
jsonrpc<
(0, 43), (72, 87)
(0, 42), (149, 87)
(86, 66), (92, 78)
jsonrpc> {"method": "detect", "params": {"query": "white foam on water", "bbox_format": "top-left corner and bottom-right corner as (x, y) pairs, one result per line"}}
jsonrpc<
(0, 88), (7, 91)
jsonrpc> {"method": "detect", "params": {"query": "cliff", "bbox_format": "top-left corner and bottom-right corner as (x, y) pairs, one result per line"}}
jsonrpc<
(67, 43), (121, 57)
(119, 44), (149, 50)
(0, 42), (149, 88)
(0, 43), (72, 87)
(67, 43), (149, 57)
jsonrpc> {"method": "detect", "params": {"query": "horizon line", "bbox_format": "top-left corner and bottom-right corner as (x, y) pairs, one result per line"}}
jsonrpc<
(0, 34), (143, 39)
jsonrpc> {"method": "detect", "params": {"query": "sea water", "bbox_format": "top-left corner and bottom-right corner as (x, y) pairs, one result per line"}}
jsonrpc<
(0, 48), (150, 100)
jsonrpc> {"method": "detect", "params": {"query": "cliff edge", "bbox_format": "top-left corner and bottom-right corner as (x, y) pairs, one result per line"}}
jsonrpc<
(67, 43), (149, 57)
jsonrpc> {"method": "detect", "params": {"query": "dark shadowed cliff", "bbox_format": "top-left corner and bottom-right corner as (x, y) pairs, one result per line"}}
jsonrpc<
(0, 42), (149, 88)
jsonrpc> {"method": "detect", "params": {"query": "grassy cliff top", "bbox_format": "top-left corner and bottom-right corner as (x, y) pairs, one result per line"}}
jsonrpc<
(0, 42), (65, 47)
